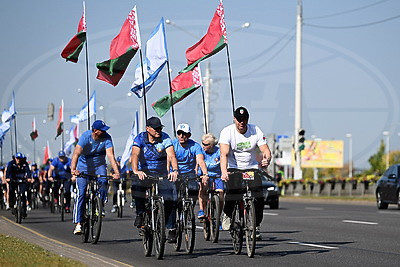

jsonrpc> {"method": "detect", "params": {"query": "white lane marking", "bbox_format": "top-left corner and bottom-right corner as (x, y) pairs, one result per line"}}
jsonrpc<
(289, 241), (338, 250)
(305, 207), (323, 210)
(196, 226), (203, 230)
(342, 220), (378, 225)
(263, 212), (278, 216)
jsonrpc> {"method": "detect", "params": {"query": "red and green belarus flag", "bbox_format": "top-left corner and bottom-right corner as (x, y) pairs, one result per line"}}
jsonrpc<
(181, 0), (227, 73)
(96, 6), (141, 86)
(61, 3), (87, 63)
(30, 117), (38, 141)
(152, 66), (202, 117)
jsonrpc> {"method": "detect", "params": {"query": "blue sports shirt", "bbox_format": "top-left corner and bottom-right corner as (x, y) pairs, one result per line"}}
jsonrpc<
(51, 157), (72, 180)
(173, 139), (203, 174)
(198, 146), (221, 178)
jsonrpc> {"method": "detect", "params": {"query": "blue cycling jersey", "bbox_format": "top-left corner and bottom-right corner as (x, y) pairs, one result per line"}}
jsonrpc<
(173, 138), (203, 174)
(51, 157), (72, 180)
(198, 146), (221, 178)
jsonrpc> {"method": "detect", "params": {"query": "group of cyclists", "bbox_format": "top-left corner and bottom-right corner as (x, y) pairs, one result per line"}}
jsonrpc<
(1, 106), (272, 257)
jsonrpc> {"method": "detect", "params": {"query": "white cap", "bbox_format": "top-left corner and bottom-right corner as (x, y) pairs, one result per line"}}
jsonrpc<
(176, 123), (191, 134)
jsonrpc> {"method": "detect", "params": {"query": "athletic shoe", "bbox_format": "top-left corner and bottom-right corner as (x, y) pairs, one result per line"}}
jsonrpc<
(101, 209), (106, 217)
(111, 205), (118, 213)
(5, 203), (10, 210)
(73, 224), (82, 235)
(167, 229), (177, 243)
(130, 200), (135, 209)
(255, 226), (262, 240)
(222, 213), (231, 231)
(197, 210), (205, 219)
(27, 205), (32, 211)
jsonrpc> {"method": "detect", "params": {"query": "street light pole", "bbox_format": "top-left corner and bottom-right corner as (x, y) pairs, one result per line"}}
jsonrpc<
(346, 133), (353, 178)
(383, 131), (390, 169)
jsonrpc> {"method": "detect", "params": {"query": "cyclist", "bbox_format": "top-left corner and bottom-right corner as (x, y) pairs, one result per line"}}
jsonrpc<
(40, 158), (52, 203)
(219, 107), (271, 240)
(110, 156), (128, 213)
(71, 120), (120, 235)
(173, 123), (208, 220)
(0, 165), (8, 210)
(27, 162), (40, 210)
(48, 151), (72, 213)
(197, 133), (224, 223)
(6, 153), (32, 218)
(130, 116), (179, 243)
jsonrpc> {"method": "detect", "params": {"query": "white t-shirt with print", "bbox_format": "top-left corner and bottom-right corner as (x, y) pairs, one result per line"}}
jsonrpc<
(218, 123), (267, 169)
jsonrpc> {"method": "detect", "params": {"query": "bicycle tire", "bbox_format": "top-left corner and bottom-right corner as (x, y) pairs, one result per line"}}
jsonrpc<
(81, 199), (90, 243)
(16, 195), (22, 224)
(174, 208), (183, 251)
(49, 190), (55, 214)
(117, 193), (123, 218)
(60, 190), (65, 222)
(211, 194), (221, 243)
(203, 198), (211, 241)
(231, 203), (243, 255)
(153, 200), (166, 259)
(183, 204), (196, 254)
(244, 200), (256, 258)
(91, 196), (103, 244)
(142, 209), (153, 257)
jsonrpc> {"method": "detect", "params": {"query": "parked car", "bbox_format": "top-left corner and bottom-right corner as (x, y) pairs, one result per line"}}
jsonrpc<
(260, 171), (280, 209)
(375, 164), (400, 209)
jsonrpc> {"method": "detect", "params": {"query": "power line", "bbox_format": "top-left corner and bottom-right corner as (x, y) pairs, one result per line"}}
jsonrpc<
(305, 13), (400, 29)
(306, 0), (390, 20)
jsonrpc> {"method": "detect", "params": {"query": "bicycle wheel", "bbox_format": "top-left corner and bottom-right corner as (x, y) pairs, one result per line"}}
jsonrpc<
(15, 195), (22, 224)
(49, 190), (55, 214)
(244, 200), (256, 258)
(211, 194), (221, 243)
(117, 193), (123, 218)
(183, 204), (196, 254)
(81, 199), (90, 243)
(153, 200), (166, 260)
(60, 191), (65, 221)
(142, 210), (153, 257)
(231, 203), (243, 255)
(91, 196), (103, 244)
(174, 208), (183, 251)
(203, 199), (211, 241)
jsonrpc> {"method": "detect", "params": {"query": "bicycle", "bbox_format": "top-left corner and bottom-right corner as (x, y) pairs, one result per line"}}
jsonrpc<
(48, 180), (56, 214)
(227, 169), (258, 258)
(29, 185), (40, 210)
(135, 174), (167, 260)
(57, 180), (71, 222)
(174, 174), (197, 254)
(110, 177), (126, 218)
(203, 177), (221, 243)
(13, 179), (27, 224)
(78, 173), (110, 244)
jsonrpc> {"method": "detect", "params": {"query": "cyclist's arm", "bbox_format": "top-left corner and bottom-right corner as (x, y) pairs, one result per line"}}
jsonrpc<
(259, 144), (272, 167)
(166, 145), (178, 181)
(219, 143), (230, 181)
(71, 144), (83, 176)
(106, 147), (120, 179)
(47, 164), (55, 181)
(196, 153), (209, 185)
(131, 145), (146, 180)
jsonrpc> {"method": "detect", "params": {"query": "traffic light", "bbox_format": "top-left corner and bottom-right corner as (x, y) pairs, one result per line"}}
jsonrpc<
(298, 128), (305, 151)
(47, 103), (54, 121)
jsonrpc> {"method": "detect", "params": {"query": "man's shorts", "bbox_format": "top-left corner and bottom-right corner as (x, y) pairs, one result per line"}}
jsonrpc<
(209, 177), (224, 192)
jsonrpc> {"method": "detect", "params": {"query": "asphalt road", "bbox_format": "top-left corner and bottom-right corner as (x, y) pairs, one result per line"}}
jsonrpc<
(1, 198), (400, 267)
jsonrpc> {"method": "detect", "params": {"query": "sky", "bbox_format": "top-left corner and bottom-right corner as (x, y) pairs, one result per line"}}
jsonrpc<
(1, 0), (400, 171)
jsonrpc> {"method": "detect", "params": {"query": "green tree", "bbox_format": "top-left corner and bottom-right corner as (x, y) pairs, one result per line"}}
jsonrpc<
(367, 139), (386, 175)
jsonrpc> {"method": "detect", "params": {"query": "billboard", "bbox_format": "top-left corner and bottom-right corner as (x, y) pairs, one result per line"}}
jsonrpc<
(299, 140), (344, 168)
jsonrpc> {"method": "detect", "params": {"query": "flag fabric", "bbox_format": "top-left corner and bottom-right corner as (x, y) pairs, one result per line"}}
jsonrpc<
(70, 91), (96, 124)
(64, 124), (79, 156)
(30, 117), (38, 141)
(152, 66), (202, 117)
(180, 0), (227, 73)
(61, 2), (87, 63)
(96, 6), (141, 86)
(43, 140), (52, 164)
(131, 18), (168, 98)
(120, 110), (139, 169)
(55, 100), (64, 139)
(0, 121), (11, 146)
(2, 91), (16, 123)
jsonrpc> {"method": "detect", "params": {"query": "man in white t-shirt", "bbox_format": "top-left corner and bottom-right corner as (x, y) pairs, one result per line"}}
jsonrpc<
(219, 106), (271, 240)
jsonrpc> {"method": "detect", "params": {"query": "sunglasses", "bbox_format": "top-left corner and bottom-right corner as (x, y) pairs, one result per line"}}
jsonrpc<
(202, 142), (211, 146)
(152, 126), (163, 131)
(177, 130), (189, 136)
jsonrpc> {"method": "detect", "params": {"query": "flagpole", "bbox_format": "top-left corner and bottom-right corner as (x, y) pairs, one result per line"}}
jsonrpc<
(166, 60), (177, 136)
(200, 85), (208, 134)
(84, 39), (91, 130)
(225, 44), (236, 114)
(139, 49), (148, 120)
(33, 139), (36, 163)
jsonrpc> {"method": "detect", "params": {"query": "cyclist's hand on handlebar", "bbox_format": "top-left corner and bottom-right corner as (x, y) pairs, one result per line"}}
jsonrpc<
(71, 169), (80, 176)
(134, 171), (147, 180)
(168, 171), (178, 182)
(261, 155), (271, 167)
(221, 172), (229, 182)
(112, 173), (120, 180)
(71, 175), (77, 182)
(200, 175), (209, 185)
(48, 177), (54, 182)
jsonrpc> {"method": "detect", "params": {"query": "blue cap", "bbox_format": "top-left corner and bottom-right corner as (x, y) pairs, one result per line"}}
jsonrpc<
(58, 151), (66, 157)
(92, 120), (110, 131)
(32, 162), (37, 166)
(15, 152), (24, 159)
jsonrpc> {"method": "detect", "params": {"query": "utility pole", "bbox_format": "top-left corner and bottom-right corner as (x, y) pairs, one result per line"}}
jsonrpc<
(294, 0), (303, 179)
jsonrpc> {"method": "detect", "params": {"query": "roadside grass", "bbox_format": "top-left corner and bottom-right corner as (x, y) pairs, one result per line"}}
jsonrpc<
(0, 234), (86, 266)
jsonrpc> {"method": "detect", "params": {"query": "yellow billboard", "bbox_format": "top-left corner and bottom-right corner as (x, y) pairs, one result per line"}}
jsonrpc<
(299, 140), (344, 168)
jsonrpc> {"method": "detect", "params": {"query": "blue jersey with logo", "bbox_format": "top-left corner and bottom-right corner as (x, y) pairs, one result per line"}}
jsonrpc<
(51, 157), (72, 180)
(198, 146), (221, 178)
(76, 130), (113, 175)
(133, 131), (172, 176)
(173, 139), (203, 174)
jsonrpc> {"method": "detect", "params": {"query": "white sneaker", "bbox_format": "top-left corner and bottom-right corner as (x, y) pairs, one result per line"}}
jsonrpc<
(130, 201), (135, 209)
(73, 224), (82, 235)
(111, 205), (117, 213)
(5, 203), (10, 210)
(255, 226), (262, 240)
(222, 212), (231, 231)
(27, 205), (32, 211)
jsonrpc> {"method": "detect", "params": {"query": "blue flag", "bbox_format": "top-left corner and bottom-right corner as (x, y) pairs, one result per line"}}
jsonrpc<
(131, 18), (168, 98)
(70, 91), (96, 123)
(120, 110), (139, 169)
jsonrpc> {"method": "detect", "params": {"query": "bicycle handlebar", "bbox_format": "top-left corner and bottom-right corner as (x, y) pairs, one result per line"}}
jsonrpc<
(78, 173), (114, 180)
